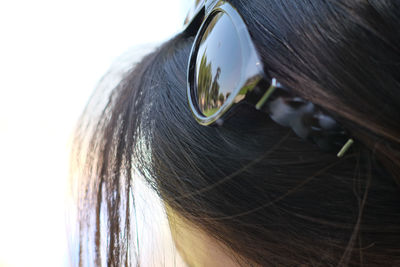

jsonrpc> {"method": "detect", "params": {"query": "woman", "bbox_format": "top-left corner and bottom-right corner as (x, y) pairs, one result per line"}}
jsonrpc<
(71, 0), (400, 266)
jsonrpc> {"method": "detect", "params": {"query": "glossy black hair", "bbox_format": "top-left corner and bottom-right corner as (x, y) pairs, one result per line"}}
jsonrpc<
(71, 0), (400, 266)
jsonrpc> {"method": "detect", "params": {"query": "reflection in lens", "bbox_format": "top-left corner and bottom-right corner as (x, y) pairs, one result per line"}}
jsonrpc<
(195, 12), (242, 117)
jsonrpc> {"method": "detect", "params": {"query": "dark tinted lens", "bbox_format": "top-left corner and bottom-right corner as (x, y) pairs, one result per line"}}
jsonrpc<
(195, 12), (242, 117)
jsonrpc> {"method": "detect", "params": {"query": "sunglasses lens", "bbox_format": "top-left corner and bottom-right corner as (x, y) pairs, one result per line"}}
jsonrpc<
(194, 11), (242, 117)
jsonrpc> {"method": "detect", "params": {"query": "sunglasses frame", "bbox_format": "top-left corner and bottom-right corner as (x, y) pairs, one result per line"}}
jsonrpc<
(186, 0), (269, 126)
(184, 0), (354, 157)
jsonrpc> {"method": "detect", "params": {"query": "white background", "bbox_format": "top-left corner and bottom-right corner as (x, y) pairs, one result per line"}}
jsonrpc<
(0, 0), (191, 266)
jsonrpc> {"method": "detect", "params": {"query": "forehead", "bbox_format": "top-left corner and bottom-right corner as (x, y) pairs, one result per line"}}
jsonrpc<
(165, 205), (243, 267)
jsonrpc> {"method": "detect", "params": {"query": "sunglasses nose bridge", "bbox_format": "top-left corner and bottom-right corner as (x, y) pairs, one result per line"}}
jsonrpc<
(183, 0), (207, 34)
(184, 0), (205, 24)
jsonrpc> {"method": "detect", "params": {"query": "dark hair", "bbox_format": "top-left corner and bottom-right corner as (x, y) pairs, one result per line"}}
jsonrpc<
(71, 0), (400, 266)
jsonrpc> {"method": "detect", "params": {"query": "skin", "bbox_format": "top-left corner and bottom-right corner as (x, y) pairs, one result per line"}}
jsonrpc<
(165, 204), (244, 267)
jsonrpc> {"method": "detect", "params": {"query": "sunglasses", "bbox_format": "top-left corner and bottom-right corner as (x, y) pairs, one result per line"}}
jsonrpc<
(183, 0), (354, 157)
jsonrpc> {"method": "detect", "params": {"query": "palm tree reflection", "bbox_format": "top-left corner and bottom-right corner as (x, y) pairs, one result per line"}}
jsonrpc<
(197, 52), (225, 116)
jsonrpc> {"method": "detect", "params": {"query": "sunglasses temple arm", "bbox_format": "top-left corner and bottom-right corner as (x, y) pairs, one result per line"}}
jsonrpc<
(255, 78), (278, 110)
(337, 138), (354, 158)
(255, 78), (354, 158)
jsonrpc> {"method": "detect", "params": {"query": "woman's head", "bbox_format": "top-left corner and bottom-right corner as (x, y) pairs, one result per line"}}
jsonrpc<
(72, 0), (400, 266)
